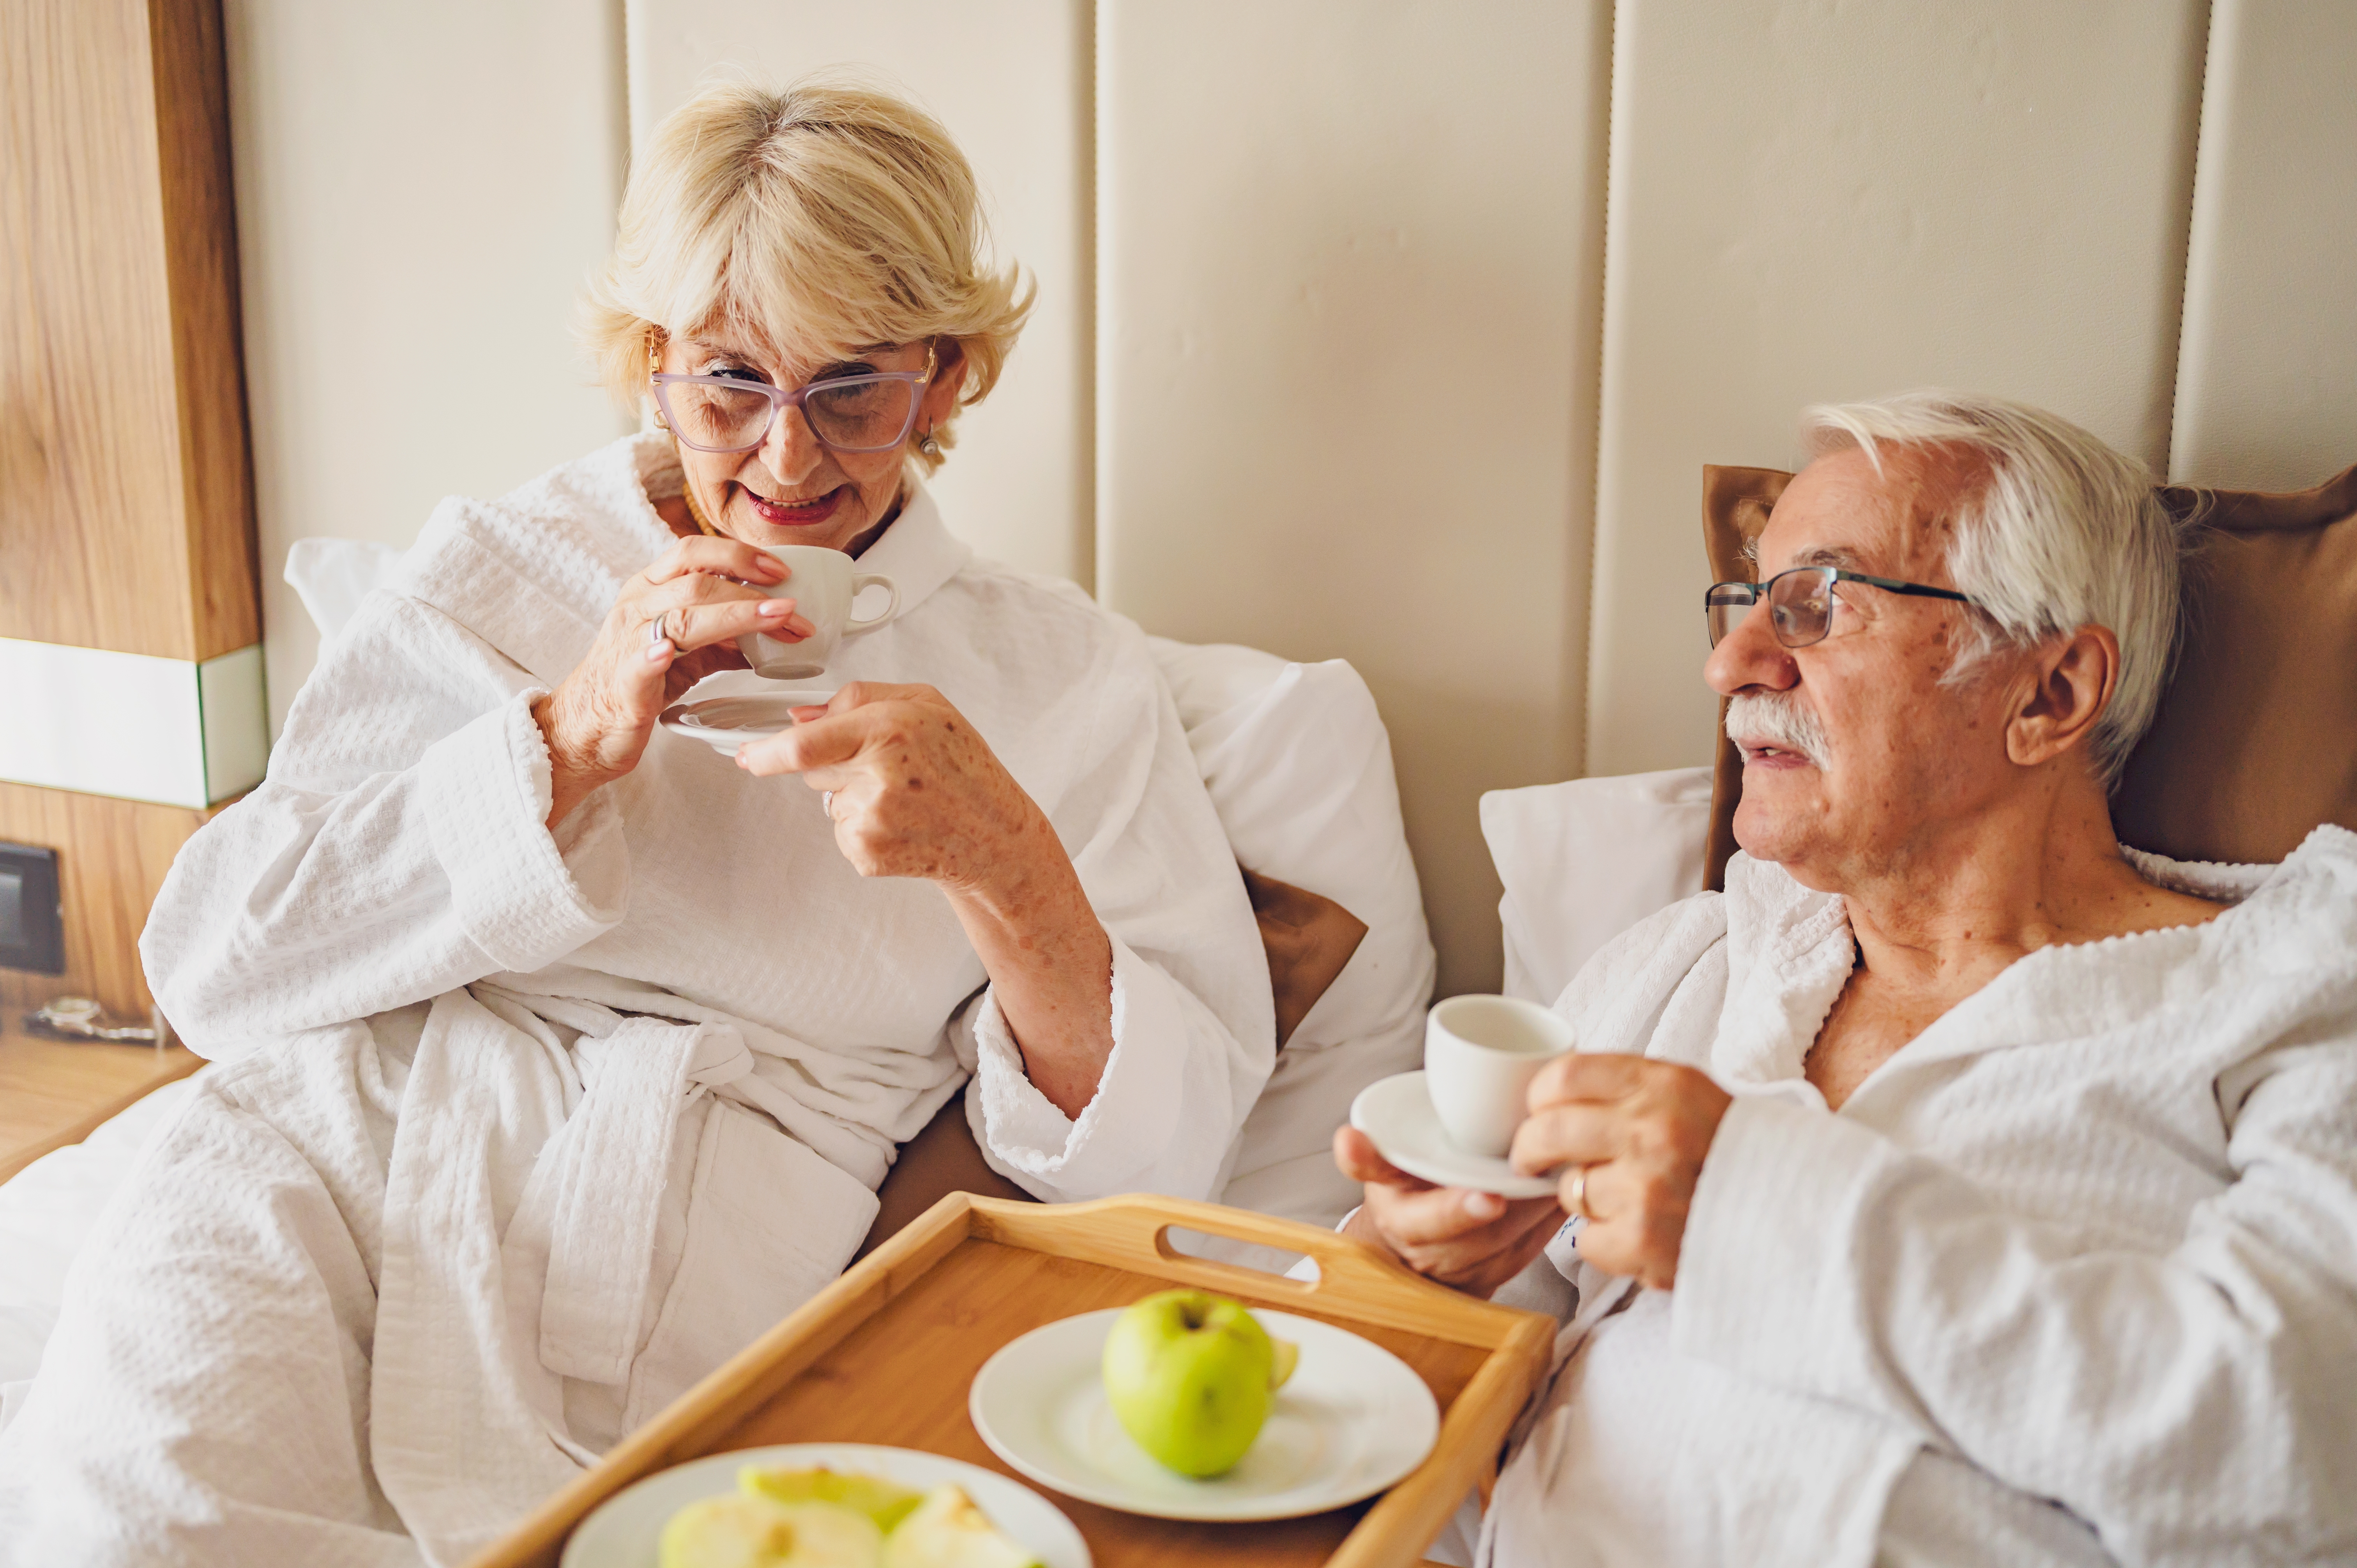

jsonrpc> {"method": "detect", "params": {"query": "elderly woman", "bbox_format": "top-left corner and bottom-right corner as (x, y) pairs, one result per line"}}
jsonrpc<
(0, 80), (1271, 1565)
(1338, 394), (2357, 1566)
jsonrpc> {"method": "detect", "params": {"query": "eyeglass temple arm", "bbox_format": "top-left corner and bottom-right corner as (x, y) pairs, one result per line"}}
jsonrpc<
(1836, 569), (1972, 604)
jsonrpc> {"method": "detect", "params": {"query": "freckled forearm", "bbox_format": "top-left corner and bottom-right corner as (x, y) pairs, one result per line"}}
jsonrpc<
(944, 814), (1115, 1119)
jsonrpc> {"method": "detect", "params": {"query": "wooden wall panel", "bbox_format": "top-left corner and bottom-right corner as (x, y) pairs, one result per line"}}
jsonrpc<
(152, 0), (261, 660)
(0, 0), (256, 663)
(0, 780), (216, 1021)
(1, 0), (194, 660)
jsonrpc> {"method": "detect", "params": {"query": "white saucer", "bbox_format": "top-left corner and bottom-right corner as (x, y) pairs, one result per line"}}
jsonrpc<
(1348, 1070), (1560, 1198)
(659, 687), (838, 754)
(969, 1307), (1437, 1522)
(558, 1441), (1089, 1568)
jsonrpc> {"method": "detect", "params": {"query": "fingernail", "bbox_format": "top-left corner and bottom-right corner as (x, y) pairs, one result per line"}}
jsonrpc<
(1466, 1192), (1504, 1220)
(644, 643), (669, 663)
(787, 616), (816, 638)
(758, 598), (795, 617)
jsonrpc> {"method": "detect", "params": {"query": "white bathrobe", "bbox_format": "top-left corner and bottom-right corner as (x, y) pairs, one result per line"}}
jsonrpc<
(0, 434), (1273, 1567)
(1479, 829), (2357, 1567)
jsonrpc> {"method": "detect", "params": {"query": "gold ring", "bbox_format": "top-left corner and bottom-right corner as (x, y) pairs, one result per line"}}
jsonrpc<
(1567, 1164), (1591, 1222)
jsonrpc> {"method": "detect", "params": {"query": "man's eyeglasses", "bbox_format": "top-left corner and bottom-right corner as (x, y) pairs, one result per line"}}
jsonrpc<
(1706, 565), (1975, 649)
(652, 344), (936, 456)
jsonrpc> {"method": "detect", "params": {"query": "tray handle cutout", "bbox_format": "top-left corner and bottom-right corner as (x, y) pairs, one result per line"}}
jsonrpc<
(970, 1194), (1513, 1339)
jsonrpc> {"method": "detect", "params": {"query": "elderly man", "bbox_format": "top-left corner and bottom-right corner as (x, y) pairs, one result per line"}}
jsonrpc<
(1338, 392), (2357, 1566)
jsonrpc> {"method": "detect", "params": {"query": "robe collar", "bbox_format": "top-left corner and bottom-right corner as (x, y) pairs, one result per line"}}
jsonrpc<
(1703, 825), (2357, 1104)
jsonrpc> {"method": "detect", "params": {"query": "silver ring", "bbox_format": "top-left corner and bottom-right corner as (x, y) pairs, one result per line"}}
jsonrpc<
(1567, 1164), (1591, 1223)
(647, 613), (675, 653)
(822, 790), (835, 819)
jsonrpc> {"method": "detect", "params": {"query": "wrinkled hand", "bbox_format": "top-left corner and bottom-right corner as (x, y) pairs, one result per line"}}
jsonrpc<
(1333, 1127), (1566, 1299)
(534, 537), (815, 827)
(734, 682), (1055, 891)
(1508, 1054), (1732, 1289)
(739, 683), (1115, 1117)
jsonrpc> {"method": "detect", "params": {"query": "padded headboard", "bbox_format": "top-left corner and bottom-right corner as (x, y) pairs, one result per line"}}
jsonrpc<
(1699, 461), (2357, 884)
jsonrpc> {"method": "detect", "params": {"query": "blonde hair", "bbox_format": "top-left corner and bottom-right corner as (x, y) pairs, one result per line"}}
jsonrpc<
(580, 73), (1031, 472)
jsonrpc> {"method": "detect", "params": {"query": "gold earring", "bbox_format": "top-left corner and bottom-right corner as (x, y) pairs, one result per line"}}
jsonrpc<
(647, 332), (669, 429)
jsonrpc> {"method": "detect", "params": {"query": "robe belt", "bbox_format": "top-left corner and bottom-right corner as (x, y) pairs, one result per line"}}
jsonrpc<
(535, 1016), (754, 1385)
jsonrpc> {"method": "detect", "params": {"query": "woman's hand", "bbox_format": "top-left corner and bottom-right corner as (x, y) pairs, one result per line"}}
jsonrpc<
(534, 537), (815, 827)
(1334, 1127), (1567, 1299)
(737, 684), (1115, 1116)
(1507, 1054), (1732, 1290)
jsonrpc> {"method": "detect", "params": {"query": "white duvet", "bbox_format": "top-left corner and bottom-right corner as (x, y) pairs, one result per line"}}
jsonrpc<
(0, 434), (1274, 1566)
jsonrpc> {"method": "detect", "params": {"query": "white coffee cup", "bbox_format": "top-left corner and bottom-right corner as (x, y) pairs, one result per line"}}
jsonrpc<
(737, 544), (899, 680)
(1424, 994), (1575, 1158)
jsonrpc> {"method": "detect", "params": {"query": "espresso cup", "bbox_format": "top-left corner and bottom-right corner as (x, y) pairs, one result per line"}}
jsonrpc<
(737, 544), (899, 680)
(1424, 994), (1575, 1158)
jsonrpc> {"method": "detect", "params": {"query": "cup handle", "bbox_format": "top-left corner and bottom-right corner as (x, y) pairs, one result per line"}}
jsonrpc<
(844, 573), (899, 634)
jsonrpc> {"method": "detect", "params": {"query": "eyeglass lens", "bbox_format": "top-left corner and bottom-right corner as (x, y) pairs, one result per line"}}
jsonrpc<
(1706, 569), (1836, 649)
(662, 375), (921, 454)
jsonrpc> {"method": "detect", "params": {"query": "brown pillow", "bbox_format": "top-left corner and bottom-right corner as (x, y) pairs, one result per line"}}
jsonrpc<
(2114, 467), (2357, 863)
(854, 867), (1369, 1258)
(1697, 460), (2357, 883)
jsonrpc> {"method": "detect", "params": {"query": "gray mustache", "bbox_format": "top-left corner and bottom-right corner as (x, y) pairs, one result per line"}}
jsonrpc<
(1725, 692), (1829, 767)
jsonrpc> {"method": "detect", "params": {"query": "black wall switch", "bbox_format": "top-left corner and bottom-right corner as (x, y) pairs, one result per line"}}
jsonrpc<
(0, 842), (65, 975)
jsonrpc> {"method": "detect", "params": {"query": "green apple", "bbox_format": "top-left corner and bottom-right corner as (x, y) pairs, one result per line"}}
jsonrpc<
(657, 1493), (882, 1568)
(879, 1484), (1042, 1568)
(1099, 1289), (1298, 1477)
(740, 1467), (925, 1534)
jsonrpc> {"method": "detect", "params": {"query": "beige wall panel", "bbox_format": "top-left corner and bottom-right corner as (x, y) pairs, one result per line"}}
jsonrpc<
(1586, 0), (2209, 778)
(1099, 1), (1613, 997)
(628, 0), (1094, 588)
(2170, 0), (2357, 490)
(224, 0), (632, 736)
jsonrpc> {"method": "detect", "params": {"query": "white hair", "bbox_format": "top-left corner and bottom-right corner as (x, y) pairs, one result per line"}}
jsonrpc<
(1799, 391), (2181, 788)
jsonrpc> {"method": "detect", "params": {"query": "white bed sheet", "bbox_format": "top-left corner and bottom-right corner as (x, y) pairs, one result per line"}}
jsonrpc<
(0, 1074), (202, 1406)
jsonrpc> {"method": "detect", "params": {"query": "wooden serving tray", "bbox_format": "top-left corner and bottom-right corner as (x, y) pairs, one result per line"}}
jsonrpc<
(471, 1193), (1555, 1568)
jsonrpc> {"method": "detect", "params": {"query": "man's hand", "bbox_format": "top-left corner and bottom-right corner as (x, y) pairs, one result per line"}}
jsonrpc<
(1334, 1127), (1565, 1299)
(1509, 1054), (1732, 1290)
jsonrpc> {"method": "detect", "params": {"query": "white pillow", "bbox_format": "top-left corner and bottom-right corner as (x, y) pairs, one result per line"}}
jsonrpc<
(1148, 639), (1435, 1240)
(1481, 766), (1714, 1006)
(283, 537), (408, 646)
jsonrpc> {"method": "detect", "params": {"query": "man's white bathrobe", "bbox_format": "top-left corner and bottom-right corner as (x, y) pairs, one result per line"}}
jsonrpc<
(1481, 831), (2357, 1567)
(0, 434), (1273, 1567)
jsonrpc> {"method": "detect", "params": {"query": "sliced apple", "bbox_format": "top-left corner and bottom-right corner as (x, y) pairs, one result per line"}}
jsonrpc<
(658, 1493), (883, 1568)
(740, 1467), (926, 1534)
(879, 1485), (1041, 1568)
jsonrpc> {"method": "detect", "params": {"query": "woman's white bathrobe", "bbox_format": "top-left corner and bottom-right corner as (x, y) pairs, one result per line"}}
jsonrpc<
(1481, 830), (2357, 1567)
(0, 434), (1273, 1568)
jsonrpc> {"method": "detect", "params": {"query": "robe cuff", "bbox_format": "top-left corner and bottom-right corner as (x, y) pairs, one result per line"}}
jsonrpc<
(968, 933), (1193, 1200)
(417, 689), (627, 973)
(1668, 1093), (1902, 1409)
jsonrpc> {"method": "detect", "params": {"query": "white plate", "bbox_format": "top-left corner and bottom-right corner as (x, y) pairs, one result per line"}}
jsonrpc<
(1349, 1070), (1560, 1199)
(969, 1307), (1438, 1522)
(659, 688), (839, 754)
(558, 1441), (1090, 1568)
